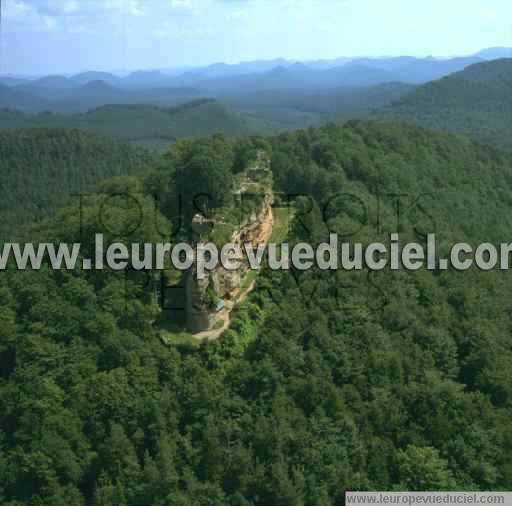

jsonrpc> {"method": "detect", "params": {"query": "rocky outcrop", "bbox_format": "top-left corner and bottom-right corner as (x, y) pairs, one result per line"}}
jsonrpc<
(186, 158), (273, 333)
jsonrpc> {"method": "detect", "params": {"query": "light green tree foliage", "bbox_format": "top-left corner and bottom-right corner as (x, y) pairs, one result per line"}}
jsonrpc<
(396, 446), (456, 490)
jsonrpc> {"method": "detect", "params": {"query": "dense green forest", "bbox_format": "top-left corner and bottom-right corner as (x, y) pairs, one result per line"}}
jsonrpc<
(0, 100), (278, 149)
(379, 59), (512, 150)
(0, 129), (155, 240)
(2, 121), (512, 504)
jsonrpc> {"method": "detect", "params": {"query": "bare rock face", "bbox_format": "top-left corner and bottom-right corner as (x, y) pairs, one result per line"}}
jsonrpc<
(186, 168), (274, 333)
(212, 266), (243, 300)
(185, 270), (217, 333)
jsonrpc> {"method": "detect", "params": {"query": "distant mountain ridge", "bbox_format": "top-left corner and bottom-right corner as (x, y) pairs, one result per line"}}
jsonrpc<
(0, 78), (202, 113)
(1, 46), (509, 86)
(0, 49), (500, 94)
(24, 75), (77, 90)
(476, 47), (512, 60)
(171, 56), (483, 92)
(0, 84), (49, 112)
(70, 71), (121, 86)
(0, 48), (510, 136)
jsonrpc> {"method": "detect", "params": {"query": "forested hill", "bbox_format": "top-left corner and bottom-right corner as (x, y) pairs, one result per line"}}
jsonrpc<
(0, 99), (278, 150)
(378, 58), (512, 150)
(0, 128), (154, 240)
(2, 121), (512, 503)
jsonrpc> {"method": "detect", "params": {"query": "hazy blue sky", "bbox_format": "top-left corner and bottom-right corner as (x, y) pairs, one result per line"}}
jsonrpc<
(1, 0), (511, 75)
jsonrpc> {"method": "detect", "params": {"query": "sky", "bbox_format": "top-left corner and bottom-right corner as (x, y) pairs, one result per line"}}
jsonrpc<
(0, 0), (511, 75)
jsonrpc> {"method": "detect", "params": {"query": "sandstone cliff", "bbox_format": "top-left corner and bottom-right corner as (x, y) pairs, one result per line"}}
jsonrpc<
(186, 155), (273, 333)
